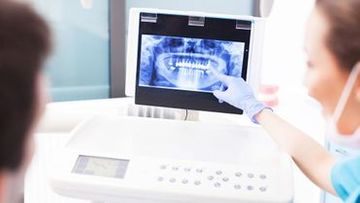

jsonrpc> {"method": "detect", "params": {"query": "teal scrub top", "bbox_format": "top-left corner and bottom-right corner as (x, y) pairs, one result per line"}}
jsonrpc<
(331, 156), (360, 203)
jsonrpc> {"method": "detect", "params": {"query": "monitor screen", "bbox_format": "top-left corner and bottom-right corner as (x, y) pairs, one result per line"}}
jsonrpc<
(135, 13), (252, 114)
(139, 35), (245, 93)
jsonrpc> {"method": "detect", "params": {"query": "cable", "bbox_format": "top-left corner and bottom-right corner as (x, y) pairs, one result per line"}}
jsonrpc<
(184, 109), (189, 121)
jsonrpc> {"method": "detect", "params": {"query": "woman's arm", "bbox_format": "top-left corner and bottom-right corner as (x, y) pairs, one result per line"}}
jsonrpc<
(212, 73), (338, 194)
(256, 108), (336, 194)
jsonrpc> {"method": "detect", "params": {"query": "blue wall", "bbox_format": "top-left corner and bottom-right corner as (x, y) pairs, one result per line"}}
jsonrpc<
(34, 0), (110, 101)
(32, 0), (254, 101)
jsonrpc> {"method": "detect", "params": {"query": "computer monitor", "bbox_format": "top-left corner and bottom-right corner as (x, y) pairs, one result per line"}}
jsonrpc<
(126, 8), (265, 114)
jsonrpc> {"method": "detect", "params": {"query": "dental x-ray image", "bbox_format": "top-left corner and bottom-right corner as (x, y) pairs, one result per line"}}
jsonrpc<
(138, 34), (245, 92)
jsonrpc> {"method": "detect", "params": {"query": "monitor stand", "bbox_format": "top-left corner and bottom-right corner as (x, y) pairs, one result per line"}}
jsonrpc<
(126, 104), (199, 121)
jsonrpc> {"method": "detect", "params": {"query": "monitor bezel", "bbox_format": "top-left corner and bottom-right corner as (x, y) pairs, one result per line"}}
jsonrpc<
(126, 8), (265, 115)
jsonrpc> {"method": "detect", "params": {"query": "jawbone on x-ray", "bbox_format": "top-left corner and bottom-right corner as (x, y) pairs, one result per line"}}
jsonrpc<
(139, 35), (245, 92)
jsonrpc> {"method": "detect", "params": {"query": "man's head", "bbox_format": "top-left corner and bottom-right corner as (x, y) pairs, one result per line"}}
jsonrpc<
(0, 0), (51, 201)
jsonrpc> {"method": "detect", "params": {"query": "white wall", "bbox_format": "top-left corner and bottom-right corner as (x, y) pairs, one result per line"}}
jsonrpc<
(261, 0), (315, 93)
(126, 0), (254, 16)
(125, 0), (255, 37)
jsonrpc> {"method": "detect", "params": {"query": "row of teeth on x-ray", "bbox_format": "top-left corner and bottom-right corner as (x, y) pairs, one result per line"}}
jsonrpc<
(176, 67), (208, 87)
(165, 56), (218, 88)
(168, 57), (213, 76)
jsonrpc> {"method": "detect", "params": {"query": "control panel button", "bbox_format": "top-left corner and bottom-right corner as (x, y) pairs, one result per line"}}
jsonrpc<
(157, 177), (164, 182)
(207, 176), (214, 181)
(235, 172), (242, 177)
(260, 174), (267, 179)
(247, 185), (254, 191)
(196, 168), (203, 173)
(234, 184), (241, 190)
(247, 173), (254, 178)
(222, 177), (229, 182)
(194, 180), (201, 186)
(214, 182), (221, 188)
(216, 170), (223, 175)
(182, 179), (189, 184)
(259, 186), (267, 192)
(169, 178), (176, 183)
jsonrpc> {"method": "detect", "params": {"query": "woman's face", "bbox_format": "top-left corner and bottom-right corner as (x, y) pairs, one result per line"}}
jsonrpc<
(304, 8), (348, 116)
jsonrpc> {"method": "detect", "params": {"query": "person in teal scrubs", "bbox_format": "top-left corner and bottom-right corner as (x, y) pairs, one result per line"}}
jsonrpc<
(331, 156), (360, 202)
(212, 0), (360, 202)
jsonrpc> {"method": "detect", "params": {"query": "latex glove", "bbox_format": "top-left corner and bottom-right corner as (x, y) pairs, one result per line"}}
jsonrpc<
(212, 73), (270, 123)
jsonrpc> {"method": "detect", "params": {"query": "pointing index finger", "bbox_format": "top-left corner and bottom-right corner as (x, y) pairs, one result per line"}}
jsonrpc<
(209, 66), (231, 85)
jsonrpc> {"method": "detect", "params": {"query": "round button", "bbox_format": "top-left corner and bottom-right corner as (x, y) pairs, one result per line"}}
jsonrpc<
(222, 177), (229, 182)
(207, 176), (214, 181)
(216, 170), (223, 175)
(194, 180), (201, 186)
(214, 182), (221, 188)
(235, 172), (242, 177)
(172, 166), (179, 171)
(247, 185), (254, 191)
(169, 178), (176, 183)
(157, 177), (164, 182)
(184, 168), (191, 172)
(234, 184), (241, 190)
(182, 179), (189, 184)
(259, 186), (267, 192)
(196, 168), (203, 173)
(247, 173), (254, 178)
(260, 174), (267, 179)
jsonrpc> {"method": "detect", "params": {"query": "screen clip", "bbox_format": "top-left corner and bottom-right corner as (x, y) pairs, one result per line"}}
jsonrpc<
(188, 16), (205, 27)
(141, 12), (158, 23)
(236, 20), (251, 30)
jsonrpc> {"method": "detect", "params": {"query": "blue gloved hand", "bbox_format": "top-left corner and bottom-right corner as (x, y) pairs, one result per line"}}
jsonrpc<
(212, 72), (270, 123)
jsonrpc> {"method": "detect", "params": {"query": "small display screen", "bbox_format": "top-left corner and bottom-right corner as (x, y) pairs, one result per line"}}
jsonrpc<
(72, 155), (129, 179)
(139, 35), (245, 92)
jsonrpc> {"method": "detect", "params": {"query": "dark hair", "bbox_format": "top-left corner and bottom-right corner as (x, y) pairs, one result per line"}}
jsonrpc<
(316, 0), (360, 72)
(0, 1), (51, 170)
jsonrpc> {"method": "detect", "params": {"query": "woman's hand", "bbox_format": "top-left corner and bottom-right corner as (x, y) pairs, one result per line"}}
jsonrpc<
(212, 72), (269, 123)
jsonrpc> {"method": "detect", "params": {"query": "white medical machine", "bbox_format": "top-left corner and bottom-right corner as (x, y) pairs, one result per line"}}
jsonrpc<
(50, 8), (294, 203)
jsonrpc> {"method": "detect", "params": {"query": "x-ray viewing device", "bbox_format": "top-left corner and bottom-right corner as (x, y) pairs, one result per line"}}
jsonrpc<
(49, 8), (294, 203)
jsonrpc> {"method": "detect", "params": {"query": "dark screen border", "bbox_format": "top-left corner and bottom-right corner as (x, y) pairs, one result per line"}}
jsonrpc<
(135, 13), (252, 114)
